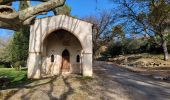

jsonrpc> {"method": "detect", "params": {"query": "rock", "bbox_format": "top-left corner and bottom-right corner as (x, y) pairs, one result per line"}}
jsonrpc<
(163, 76), (170, 81)
(153, 75), (170, 81)
(153, 76), (164, 80)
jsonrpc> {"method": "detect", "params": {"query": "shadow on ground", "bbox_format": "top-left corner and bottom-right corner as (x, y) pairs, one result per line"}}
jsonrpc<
(0, 75), (76, 100)
(1, 61), (170, 100)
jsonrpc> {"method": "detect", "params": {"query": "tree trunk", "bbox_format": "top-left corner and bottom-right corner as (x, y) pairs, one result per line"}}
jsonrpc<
(161, 35), (168, 61)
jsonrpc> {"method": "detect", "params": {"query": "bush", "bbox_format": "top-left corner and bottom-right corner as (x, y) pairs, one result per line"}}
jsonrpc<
(103, 38), (164, 57)
(0, 61), (11, 68)
(105, 42), (123, 57)
(13, 61), (25, 71)
(104, 39), (140, 57)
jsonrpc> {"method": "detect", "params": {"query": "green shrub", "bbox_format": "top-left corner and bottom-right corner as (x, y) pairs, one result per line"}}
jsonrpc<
(102, 37), (165, 57)
(13, 61), (25, 71)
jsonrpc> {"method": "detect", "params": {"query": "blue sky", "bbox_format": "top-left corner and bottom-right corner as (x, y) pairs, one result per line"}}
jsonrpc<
(0, 0), (113, 38)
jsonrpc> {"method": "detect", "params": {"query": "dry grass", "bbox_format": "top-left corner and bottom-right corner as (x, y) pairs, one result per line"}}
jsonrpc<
(110, 53), (170, 78)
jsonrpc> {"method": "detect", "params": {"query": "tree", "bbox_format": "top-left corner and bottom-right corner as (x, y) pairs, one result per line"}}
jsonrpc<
(83, 11), (115, 58)
(0, 37), (13, 67)
(113, 0), (170, 61)
(0, 0), (66, 31)
(112, 25), (125, 54)
(9, 26), (30, 66)
(148, 0), (170, 60)
(0, 0), (66, 66)
(53, 4), (71, 15)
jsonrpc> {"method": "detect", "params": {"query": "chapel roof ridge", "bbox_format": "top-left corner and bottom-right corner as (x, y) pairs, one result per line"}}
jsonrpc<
(35, 14), (94, 25)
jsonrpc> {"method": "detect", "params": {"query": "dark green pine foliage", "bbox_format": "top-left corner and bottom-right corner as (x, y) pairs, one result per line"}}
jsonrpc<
(10, 26), (30, 67)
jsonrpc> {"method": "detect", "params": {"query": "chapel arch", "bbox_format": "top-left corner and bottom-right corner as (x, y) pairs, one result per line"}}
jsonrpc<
(42, 29), (83, 75)
(42, 29), (83, 56)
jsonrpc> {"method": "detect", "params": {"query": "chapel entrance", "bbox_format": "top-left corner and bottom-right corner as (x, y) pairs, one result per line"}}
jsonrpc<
(61, 49), (70, 72)
(42, 29), (83, 75)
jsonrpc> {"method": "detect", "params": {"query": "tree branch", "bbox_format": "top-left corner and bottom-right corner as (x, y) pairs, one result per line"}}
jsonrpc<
(0, 21), (19, 31)
(19, 0), (66, 21)
(0, 0), (51, 5)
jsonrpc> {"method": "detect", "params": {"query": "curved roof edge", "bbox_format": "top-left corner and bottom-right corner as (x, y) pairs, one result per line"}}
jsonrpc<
(34, 14), (94, 26)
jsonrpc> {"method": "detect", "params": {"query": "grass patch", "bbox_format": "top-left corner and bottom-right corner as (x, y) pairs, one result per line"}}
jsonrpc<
(77, 76), (93, 81)
(0, 68), (27, 89)
(0, 65), (5, 68)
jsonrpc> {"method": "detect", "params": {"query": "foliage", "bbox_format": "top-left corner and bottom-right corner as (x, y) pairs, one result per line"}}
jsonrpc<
(105, 41), (123, 57)
(0, 38), (12, 67)
(13, 61), (25, 70)
(112, 25), (125, 39)
(102, 37), (165, 57)
(9, 26), (30, 67)
(54, 4), (72, 15)
(111, 0), (170, 60)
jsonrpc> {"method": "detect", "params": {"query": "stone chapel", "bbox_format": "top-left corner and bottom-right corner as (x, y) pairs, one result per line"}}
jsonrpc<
(27, 15), (93, 79)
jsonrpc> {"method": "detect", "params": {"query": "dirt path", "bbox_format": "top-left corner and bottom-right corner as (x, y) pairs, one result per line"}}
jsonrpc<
(1, 61), (170, 100)
(95, 61), (170, 100)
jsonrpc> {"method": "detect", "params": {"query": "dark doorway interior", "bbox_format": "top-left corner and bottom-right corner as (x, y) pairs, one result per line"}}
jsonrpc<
(61, 49), (70, 72)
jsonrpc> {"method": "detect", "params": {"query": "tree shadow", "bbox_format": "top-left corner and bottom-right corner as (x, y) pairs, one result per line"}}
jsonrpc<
(59, 75), (74, 100)
(46, 76), (58, 100)
(1, 74), (76, 100)
(2, 76), (58, 100)
(73, 61), (170, 100)
(20, 75), (60, 100)
(94, 61), (170, 100)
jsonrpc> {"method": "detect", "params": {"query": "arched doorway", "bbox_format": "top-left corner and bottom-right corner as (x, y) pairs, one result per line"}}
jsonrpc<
(61, 49), (70, 72)
(42, 29), (83, 75)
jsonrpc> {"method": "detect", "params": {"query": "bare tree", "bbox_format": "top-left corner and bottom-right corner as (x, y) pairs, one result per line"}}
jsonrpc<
(83, 11), (115, 57)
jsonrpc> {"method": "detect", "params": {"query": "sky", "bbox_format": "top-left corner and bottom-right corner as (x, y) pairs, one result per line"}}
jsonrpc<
(0, 0), (113, 38)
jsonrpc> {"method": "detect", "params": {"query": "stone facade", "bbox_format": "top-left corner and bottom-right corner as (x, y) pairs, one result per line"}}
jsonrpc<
(27, 15), (93, 79)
